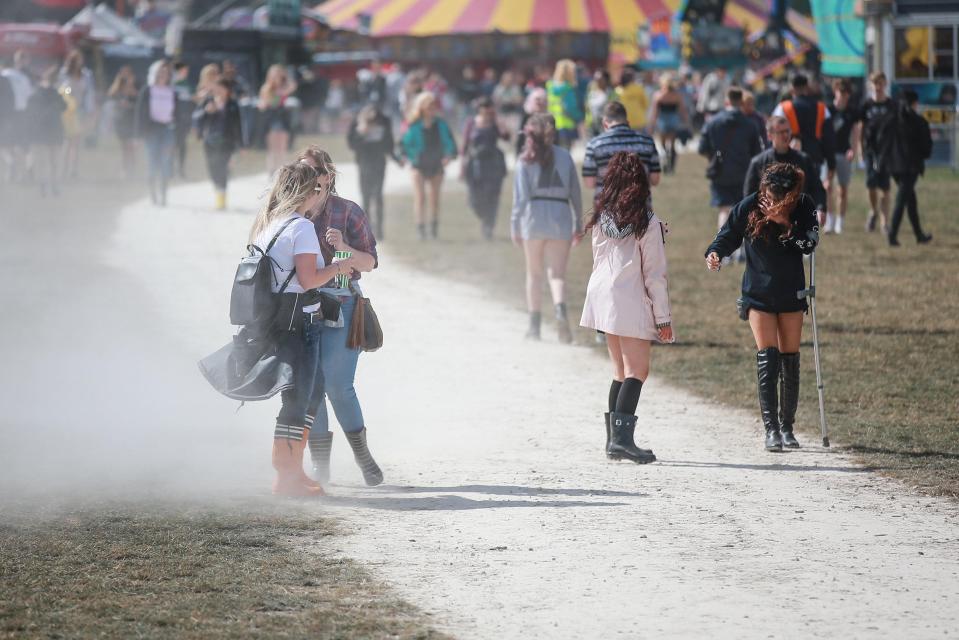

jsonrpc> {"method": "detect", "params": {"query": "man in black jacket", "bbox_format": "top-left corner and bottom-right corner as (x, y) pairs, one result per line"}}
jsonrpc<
(872, 90), (933, 246)
(699, 86), (763, 232)
(744, 116), (824, 207)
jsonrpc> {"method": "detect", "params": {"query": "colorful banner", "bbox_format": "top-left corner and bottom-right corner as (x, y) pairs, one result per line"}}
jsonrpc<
(810, 0), (865, 76)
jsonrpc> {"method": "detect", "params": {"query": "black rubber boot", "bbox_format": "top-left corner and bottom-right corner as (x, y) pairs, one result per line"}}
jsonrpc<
(344, 428), (383, 486)
(779, 352), (801, 449)
(525, 311), (541, 340)
(555, 303), (573, 344)
(604, 412), (610, 454)
(757, 347), (783, 452)
(607, 412), (656, 464)
(308, 431), (334, 484)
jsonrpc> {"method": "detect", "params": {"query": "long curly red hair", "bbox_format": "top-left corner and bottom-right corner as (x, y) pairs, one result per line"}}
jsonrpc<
(586, 152), (653, 238)
(746, 162), (804, 241)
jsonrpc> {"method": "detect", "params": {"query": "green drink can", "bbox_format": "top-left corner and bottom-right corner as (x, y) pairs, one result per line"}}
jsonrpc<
(333, 250), (352, 289)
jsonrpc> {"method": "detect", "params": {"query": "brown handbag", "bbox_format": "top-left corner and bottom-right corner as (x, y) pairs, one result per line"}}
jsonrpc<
(347, 288), (383, 352)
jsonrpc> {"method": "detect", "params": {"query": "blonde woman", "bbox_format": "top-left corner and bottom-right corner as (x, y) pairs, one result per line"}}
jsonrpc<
(248, 162), (356, 496)
(194, 63), (221, 106)
(546, 59), (584, 149)
(108, 65), (139, 176)
(650, 73), (689, 174)
(258, 64), (297, 175)
(58, 50), (95, 179)
(400, 92), (457, 239)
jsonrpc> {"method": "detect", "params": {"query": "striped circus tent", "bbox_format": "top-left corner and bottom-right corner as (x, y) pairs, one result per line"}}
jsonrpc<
(314, 0), (817, 43)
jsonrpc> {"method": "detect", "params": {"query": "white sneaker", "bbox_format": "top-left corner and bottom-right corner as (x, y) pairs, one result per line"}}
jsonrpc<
(823, 213), (835, 234)
(834, 216), (844, 234)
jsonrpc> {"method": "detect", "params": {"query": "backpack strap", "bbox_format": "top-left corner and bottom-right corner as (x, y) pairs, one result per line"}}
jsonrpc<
(265, 216), (298, 253)
(781, 101), (800, 136)
(815, 102), (826, 140)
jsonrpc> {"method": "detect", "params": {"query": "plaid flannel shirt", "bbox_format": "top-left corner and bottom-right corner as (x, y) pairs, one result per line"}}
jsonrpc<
(309, 194), (378, 286)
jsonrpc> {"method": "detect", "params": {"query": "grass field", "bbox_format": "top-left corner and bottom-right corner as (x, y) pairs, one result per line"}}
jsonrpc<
(373, 146), (959, 498)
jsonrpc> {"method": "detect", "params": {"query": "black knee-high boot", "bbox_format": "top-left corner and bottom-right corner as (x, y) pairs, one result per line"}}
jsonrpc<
(757, 347), (783, 451)
(779, 353), (801, 448)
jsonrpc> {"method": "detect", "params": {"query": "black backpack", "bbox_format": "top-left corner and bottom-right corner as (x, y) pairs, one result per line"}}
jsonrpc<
(229, 218), (297, 327)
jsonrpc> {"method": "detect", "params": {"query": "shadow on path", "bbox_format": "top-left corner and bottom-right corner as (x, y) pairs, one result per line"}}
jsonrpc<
(660, 460), (876, 473)
(370, 484), (646, 498)
(320, 494), (632, 512)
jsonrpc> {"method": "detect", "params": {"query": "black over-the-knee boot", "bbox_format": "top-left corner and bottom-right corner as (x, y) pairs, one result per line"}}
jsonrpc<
(779, 352), (801, 448)
(757, 347), (783, 452)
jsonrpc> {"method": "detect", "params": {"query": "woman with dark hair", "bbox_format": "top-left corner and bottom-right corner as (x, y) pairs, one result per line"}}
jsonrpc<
(580, 152), (673, 464)
(296, 146), (383, 487)
(27, 66), (66, 197)
(511, 113), (583, 343)
(461, 96), (509, 239)
(108, 66), (139, 177)
(705, 162), (819, 452)
(58, 49), (95, 179)
(347, 102), (401, 239)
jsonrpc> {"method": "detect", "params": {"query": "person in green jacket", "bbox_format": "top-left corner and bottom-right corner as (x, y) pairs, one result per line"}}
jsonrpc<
(401, 91), (457, 240)
(547, 59), (584, 150)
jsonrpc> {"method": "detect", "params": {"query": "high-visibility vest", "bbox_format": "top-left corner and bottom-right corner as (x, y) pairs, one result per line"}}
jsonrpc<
(781, 99), (826, 140)
(547, 81), (576, 131)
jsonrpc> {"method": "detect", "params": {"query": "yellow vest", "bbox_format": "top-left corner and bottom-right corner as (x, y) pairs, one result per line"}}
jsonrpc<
(547, 81), (576, 131)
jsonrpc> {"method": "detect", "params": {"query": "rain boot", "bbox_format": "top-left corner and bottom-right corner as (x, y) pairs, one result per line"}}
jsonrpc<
(525, 311), (541, 340)
(215, 190), (226, 210)
(757, 347), (783, 452)
(556, 303), (573, 344)
(607, 412), (656, 464)
(272, 436), (325, 497)
(309, 430), (334, 485)
(344, 428), (383, 486)
(779, 353), (801, 448)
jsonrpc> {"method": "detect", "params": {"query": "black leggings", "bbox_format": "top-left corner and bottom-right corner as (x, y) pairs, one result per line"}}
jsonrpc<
(204, 145), (233, 191)
(359, 159), (386, 235)
(890, 172), (925, 241)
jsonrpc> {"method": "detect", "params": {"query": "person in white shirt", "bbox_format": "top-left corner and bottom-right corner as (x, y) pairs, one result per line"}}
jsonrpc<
(1, 50), (35, 181)
(248, 162), (356, 497)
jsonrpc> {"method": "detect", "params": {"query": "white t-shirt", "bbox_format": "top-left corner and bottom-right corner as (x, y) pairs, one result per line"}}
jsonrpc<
(255, 213), (324, 297)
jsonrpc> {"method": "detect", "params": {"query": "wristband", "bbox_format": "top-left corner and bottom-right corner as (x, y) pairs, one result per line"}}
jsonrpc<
(656, 322), (671, 329)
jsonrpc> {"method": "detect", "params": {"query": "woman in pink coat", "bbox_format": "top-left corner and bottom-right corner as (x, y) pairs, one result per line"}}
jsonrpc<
(580, 152), (674, 464)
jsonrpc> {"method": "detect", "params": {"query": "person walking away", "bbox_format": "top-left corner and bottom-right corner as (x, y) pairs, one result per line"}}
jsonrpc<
(699, 87), (763, 255)
(297, 147), (383, 487)
(580, 152), (673, 464)
(706, 163), (819, 451)
(511, 113), (583, 343)
(347, 103), (402, 239)
(135, 59), (180, 207)
(857, 72), (895, 234)
(492, 70), (524, 138)
(772, 73), (836, 214)
(108, 66), (139, 178)
(461, 96), (509, 239)
(870, 90), (933, 247)
(546, 59), (584, 150)
(742, 90), (768, 149)
(172, 61), (193, 179)
(248, 162), (357, 497)
(400, 91), (457, 240)
(2, 50), (35, 183)
(582, 101), (661, 201)
(194, 78), (243, 210)
(258, 64), (297, 176)
(744, 116), (824, 206)
(585, 70), (615, 137)
(650, 73), (690, 174)
(58, 50), (95, 180)
(615, 70), (649, 132)
(516, 87), (548, 156)
(697, 68), (729, 120)
(26, 66), (66, 197)
(822, 79), (859, 234)
(0, 63), (14, 183)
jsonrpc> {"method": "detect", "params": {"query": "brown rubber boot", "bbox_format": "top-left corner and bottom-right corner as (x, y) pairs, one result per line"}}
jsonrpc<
(272, 436), (325, 497)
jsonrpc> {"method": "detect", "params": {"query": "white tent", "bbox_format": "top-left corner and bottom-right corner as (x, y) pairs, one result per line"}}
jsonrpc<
(65, 4), (159, 48)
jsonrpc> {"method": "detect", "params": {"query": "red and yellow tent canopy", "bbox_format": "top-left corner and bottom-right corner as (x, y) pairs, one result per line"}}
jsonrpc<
(315, 0), (816, 43)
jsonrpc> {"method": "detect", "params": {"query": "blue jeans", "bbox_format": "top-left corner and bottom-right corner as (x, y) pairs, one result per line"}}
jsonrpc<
(275, 321), (323, 436)
(144, 127), (175, 183)
(307, 296), (364, 434)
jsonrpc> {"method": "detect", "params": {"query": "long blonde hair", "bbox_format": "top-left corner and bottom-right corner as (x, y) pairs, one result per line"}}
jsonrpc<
(552, 59), (576, 85)
(259, 64), (288, 103)
(196, 63), (220, 97)
(407, 91), (436, 124)
(249, 163), (318, 242)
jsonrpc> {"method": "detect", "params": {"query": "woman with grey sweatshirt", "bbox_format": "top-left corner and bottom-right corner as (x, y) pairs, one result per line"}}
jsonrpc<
(511, 113), (584, 343)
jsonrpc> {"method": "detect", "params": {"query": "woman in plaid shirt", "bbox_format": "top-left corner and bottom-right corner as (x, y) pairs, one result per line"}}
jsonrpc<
(297, 146), (384, 487)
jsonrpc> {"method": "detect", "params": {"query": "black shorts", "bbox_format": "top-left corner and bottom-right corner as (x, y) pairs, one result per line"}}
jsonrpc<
(865, 154), (890, 191)
(741, 294), (808, 316)
(710, 183), (743, 208)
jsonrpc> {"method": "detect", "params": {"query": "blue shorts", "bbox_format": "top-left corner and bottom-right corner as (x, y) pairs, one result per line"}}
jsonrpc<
(710, 183), (743, 208)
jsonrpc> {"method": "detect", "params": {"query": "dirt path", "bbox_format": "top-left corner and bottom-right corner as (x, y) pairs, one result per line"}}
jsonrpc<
(113, 164), (959, 639)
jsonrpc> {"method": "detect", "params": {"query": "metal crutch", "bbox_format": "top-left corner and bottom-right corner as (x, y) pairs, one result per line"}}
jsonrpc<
(797, 251), (829, 447)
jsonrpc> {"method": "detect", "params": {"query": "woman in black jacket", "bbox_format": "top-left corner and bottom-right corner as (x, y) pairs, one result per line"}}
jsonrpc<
(194, 78), (244, 210)
(346, 103), (401, 239)
(705, 163), (819, 452)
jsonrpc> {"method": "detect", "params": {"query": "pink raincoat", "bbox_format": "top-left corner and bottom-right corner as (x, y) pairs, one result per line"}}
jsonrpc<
(579, 214), (673, 342)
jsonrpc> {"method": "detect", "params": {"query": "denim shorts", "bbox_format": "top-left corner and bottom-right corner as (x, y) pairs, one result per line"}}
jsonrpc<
(710, 183), (743, 208)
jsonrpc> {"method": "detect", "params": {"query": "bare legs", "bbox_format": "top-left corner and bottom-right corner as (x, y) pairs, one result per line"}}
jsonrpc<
(411, 169), (443, 239)
(265, 129), (289, 176)
(522, 238), (571, 312)
(605, 334), (652, 383)
(867, 187), (890, 233)
(748, 309), (803, 352)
